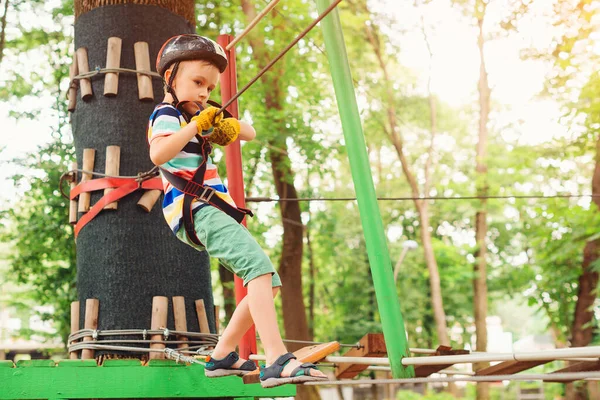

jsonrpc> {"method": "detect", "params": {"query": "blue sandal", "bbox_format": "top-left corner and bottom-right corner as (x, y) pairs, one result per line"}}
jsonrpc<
(204, 352), (257, 377)
(259, 352), (327, 388)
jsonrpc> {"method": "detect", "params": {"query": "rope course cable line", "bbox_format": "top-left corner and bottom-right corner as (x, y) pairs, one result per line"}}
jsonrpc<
(58, 166), (159, 199)
(302, 372), (600, 386)
(226, 0), (282, 51)
(216, 0), (343, 115)
(68, 66), (161, 96)
(246, 193), (600, 203)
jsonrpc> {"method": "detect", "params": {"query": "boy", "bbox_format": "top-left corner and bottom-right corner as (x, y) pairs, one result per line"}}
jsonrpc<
(147, 34), (327, 388)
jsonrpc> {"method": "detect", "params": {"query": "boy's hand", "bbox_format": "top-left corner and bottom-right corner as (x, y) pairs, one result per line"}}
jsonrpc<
(209, 118), (240, 146)
(190, 106), (223, 133)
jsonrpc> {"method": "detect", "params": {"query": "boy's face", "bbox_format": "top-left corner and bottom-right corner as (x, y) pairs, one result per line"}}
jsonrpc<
(168, 60), (220, 110)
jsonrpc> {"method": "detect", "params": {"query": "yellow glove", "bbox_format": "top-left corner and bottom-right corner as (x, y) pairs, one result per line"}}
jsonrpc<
(209, 118), (241, 146)
(190, 106), (223, 133)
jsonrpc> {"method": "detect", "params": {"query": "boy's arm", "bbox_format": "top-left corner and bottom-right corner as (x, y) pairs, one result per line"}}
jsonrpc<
(149, 122), (198, 166)
(149, 106), (222, 165)
(238, 121), (256, 141)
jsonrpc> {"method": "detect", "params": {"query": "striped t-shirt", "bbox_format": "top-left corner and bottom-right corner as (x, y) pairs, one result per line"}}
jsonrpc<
(147, 103), (237, 234)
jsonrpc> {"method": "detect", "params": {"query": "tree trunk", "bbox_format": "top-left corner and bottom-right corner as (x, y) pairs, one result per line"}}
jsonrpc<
(239, 1), (316, 399)
(219, 263), (236, 325)
(307, 221), (316, 341)
(269, 146), (309, 346)
(358, 0), (450, 347)
(567, 134), (600, 400)
(418, 203), (450, 346)
(474, 7), (490, 400)
(72, 0), (217, 356)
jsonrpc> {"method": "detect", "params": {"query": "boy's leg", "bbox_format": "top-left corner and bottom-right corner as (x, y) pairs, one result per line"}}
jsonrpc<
(211, 285), (279, 366)
(188, 207), (324, 378)
(186, 206), (281, 364)
(246, 275), (326, 378)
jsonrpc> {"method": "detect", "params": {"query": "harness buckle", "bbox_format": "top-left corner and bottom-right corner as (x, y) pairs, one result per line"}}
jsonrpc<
(197, 186), (215, 203)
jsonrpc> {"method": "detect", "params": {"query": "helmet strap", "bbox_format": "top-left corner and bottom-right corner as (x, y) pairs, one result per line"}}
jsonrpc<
(166, 61), (181, 106)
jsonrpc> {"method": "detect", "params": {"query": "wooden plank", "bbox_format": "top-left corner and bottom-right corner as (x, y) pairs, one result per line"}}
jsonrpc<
(103, 145), (120, 210)
(195, 299), (210, 333)
(243, 341), (340, 384)
(335, 333), (387, 379)
(81, 298), (99, 360)
(134, 41), (154, 101)
(78, 149), (95, 213)
(172, 296), (188, 349)
(414, 346), (470, 378)
(68, 162), (78, 224)
(475, 360), (549, 376)
(149, 296), (168, 360)
(545, 360), (600, 383)
(76, 47), (93, 100)
(67, 56), (78, 112)
(103, 37), (122, 96)
(69, 301), (80, 359)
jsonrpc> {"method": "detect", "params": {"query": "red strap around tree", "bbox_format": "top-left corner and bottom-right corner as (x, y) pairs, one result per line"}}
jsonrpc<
(70, 177), (163, 237)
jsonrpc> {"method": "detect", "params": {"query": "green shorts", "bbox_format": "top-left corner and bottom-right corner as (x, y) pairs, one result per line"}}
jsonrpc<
(176, 205), (281, 288)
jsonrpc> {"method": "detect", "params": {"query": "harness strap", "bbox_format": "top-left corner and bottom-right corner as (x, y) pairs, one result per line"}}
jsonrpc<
(72, 177), (163, 237)
(70, 177), (163, 199)
(160, 167), (253, 246)
(159, 137), (252, 246)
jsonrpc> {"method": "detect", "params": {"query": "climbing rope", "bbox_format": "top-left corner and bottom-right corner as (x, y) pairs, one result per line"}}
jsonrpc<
(217, 0), (343, 115)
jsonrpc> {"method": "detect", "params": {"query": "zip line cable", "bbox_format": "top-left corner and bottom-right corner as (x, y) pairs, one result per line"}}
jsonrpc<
(217, 0), (343, 115)
(246, 193), (600, 203)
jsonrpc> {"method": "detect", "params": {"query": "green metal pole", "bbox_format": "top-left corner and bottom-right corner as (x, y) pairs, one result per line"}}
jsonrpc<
(314, 0), (414, 379)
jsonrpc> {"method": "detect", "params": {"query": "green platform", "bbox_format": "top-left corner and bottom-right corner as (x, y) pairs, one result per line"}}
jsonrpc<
(0, 359), (296, 399)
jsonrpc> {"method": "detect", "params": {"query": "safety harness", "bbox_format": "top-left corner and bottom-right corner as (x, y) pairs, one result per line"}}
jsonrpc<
(153, 102), (253, 246)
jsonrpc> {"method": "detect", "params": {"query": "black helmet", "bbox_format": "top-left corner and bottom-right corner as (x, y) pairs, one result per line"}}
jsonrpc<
(156, 34), (228, 75)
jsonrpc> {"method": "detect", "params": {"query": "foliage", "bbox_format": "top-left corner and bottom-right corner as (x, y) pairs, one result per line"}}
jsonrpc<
(0, 0), (75, 344)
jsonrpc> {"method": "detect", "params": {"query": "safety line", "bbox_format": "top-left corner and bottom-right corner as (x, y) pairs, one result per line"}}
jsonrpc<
(217, 0), (343, 115)
(304, 371), (600, 385)
(246, 193), (600, 203)
(227, 0), (282, 51)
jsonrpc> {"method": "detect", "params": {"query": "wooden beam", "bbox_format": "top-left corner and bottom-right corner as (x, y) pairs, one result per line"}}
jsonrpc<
(335, 333), (387, 379)
(243, 341), (340, 384)
(545, 360), (600, 383)
(475, 360), (549, 376)
(413, 346), (470, 378)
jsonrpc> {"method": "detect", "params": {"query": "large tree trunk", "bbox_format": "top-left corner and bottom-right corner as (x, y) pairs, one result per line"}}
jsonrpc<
(239, 1), (316, 399)
(474, 6), (490, 400)
(73, 0), (217, 355)
(567, 134), (600, 400)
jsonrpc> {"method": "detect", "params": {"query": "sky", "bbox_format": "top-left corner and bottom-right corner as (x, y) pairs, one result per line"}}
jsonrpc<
(0, 0), (586, 209)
